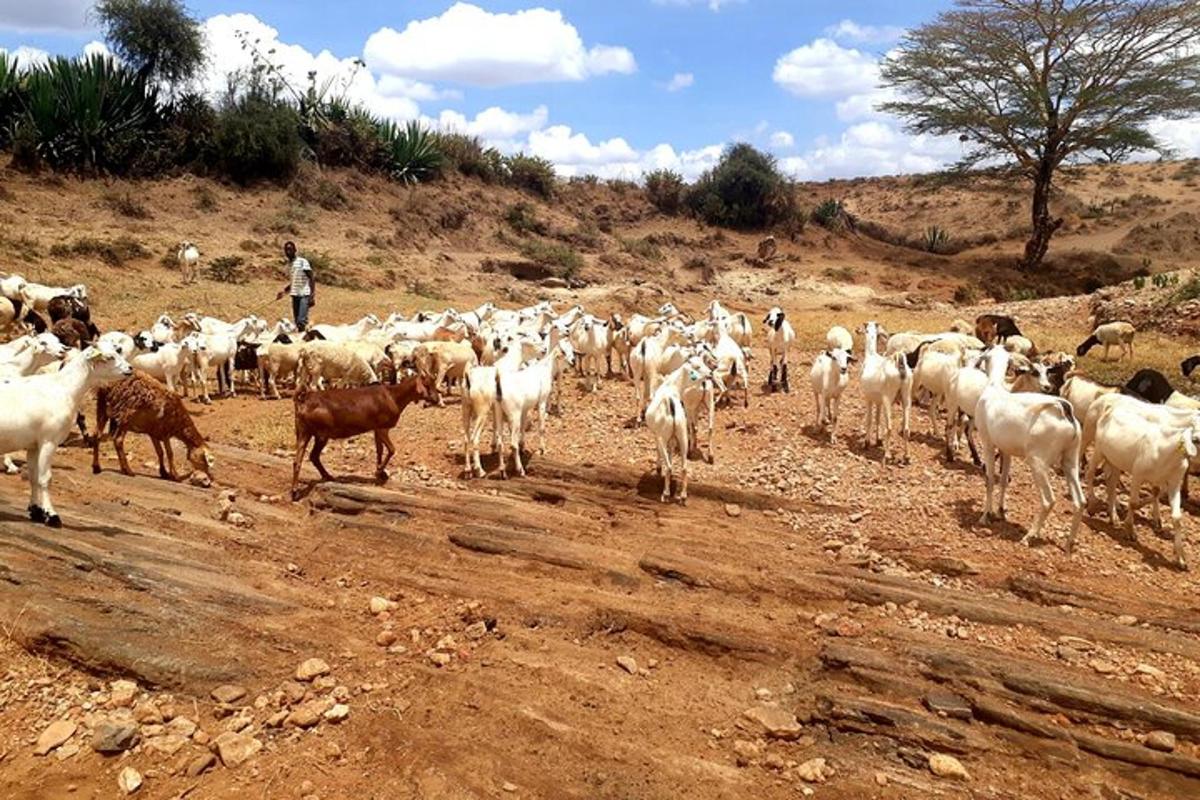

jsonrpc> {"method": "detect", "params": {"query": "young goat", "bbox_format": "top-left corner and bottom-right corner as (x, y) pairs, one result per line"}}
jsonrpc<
(645, 359), (713, 503)
(810, 348), (855, 443)
(1076, 321), (1135, 362)
(974, 347), (1084, 550)
(92, 371), (215, 481)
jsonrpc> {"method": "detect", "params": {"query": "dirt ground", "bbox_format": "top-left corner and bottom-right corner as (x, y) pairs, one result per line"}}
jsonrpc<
(4, 163), (1200, 799)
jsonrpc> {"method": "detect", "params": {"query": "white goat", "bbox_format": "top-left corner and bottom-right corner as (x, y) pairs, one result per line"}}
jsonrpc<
(859, 321), (913, 463)
(764, 307), (795, 392)
(569, 315), (611, 392)
(129, 337), (192, 393)
(810, 348), (854, 443)
(1077, 321), (1135, 362)
(1091, 403), (1198, 568)
(308, 314), (381, 343)
(0, 345), (131, 526)
(495, 332), (571, 478)
(826, 325), (853, 352)
(974, 347), (1084, 549)
(177, 242), (200, 284)
(21, 282), (86, 313)
(644, 360), (712, 503)
(297, 341), (380, 391)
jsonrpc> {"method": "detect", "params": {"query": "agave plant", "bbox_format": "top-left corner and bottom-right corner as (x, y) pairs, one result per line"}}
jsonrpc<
(377, 120), (443, 185)
(20, 54), (161, 174)
(923, 225), (951, 253)
(0, 52), (25, 150)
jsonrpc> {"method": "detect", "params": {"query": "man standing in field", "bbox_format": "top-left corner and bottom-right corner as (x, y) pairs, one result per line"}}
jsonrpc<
(276, 241), (315, 331)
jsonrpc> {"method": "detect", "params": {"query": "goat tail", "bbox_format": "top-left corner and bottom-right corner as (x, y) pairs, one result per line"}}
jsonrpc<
(495, 370), (503, 401)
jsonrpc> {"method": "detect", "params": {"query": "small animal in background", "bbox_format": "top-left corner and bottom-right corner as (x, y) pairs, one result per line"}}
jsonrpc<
(177, 242), (200, 285)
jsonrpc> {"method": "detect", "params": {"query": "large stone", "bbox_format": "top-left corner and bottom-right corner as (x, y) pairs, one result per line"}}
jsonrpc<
(92, 720), (140, 753)
(34, 720), (76, 756)
(616, 656), (638, 675)
(928, 754), (970, 781)
(211, 684), (247, 704)
(796, 757), (831, 783)
(117, 766), (142, 794)
(186, 752), (216, 777)
(286, 699), (331, 729)
(324, 704), (350, 724)
(145, 734), (188, 756)
(369, 597), (397, 615)
(214, 731), (263, 768)
(742, 705), (802, 740)
(109, 680), (138, 709)
(164, 716), (197, 739)
(295, 658), (330, 682)
(1146, 731), (1177, 753)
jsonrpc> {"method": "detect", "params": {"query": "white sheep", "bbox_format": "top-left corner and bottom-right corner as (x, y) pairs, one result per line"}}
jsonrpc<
(308, 314), (381, 343)
(810, 348), (854, 443)
(296, 341), (380, 391)
(764, 307), (795, 392)
(859, 321), (913, 463)
(0, 344), (131, 526)
(1077, 321), (1135, 362)
(974, 347), (1085, 549)
(0, 273), (27, 304)
(1090, 403), (1198, 568)
(177, 242), (200, 284)
(260, 335), (305, 399)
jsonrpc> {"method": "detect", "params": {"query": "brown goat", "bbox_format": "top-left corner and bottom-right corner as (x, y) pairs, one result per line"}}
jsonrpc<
(51, 317), (94, 349)
(974, 313), (1022, 345)
(291, 374), (435, 499)
(92, 371), (214, 481)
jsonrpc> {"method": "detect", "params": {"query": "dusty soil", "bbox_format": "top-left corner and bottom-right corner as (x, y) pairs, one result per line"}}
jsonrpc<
(3, 162), (1200, 799)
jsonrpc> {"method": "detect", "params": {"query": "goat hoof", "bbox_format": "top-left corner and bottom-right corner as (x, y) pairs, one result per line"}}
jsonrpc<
(91, 465), (101, 475)
(28, 505), (45, 523)
(977, 514), (990, 527)
(290, 490), (302, 502)
(45, 514), (62, 529)
(375, 470), (389, 484)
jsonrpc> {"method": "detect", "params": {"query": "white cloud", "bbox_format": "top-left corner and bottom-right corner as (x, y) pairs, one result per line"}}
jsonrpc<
(773, 38), (880, 98)
(363, 3), (635, 87)
(824, 19), (905, 44)
(770, 130), (795, 149)
(0, 0), (91, 33)
(202, 13), (420, 121)
(664, 72), (694, 92)
(652, 0), (745, 11)
(0, 44), (49, 69)
(1149, 117), (1200, 159)
(781, 121), (961, 181)
(433, 105), (550, 147)
(82, 40), (111, 60)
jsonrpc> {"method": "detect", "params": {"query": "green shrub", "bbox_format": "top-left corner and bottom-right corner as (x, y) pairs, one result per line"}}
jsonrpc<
(194, 183), (218, 212)
(606, 178), (637, 195)
(206, 254), (247, 284)
(378, 120), (443, 185)
(17, 54), (161, 175)
(155, 90), (216, 171)
(103, 190), (151, 219)
(504, 153), (556, 199)
(50, 235), (148, 266)
(923, 225), (951, 254)
(211, 90), (301, 185)
(306, 250), (364, 290)
(504, 202), (548, 236)
(309, 102), (387, 171)
(518, 239), (583, 278)
(823, 265), (857, 283)
(1133, 275), (1147, 290)
(812, 199), (846, 229)
(684, 143), (794, 229)
(683, 254), (718, 283)
(1173, 276), (1200, 302)
(643, 169), (685, 215)
(439, 207), (469, 230)
(953, 284), (979, 304)
(619, 236), (663, 261)
(435, 132), (504, 182)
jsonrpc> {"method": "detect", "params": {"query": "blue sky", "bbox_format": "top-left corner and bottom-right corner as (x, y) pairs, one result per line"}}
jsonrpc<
(3, 1), (1198, 179)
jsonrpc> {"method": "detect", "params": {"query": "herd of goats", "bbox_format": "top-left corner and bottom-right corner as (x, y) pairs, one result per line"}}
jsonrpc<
(2, 267), (1200, 570)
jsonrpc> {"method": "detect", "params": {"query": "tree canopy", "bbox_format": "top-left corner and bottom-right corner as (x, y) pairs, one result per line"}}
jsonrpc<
(94, 0), (206, 88)
(880, 0), (1200, 269)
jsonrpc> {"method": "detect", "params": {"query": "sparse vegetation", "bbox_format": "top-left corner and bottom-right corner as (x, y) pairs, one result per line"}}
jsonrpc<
(953, 284), (979, 304)
(306, 250), (363, 290)
(518, 239), (583, 278)
(823, 266), (858, 283)
(504, 202), (548, 236)
(103, 190), (151, 219)
(288, 165), (348, 210)
(1173, 275), (1200, 303)
(435, 132), (504, 183)
(618, 236), (663, 261)
(194, 184), (218, 212)
(378, 120), (443, 185)
(438, 207), (469, 230)
(206, 255), (248, 284)
(504, 154), (557, 199)
(49, 235), (149, 266)
(812, 199), (847, 229)
(643, 169), (685, 215)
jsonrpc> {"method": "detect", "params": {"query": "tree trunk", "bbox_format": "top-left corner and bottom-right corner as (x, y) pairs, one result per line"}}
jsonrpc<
(1021, 158), (1064, 271)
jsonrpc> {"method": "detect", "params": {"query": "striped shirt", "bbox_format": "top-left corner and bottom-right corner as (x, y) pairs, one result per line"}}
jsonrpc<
(288, 256), (312, 297)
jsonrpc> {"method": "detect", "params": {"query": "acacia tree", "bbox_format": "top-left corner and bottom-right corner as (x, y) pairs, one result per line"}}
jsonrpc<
(93, 0), (205, 89)
(880, 0), (1200, 270)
